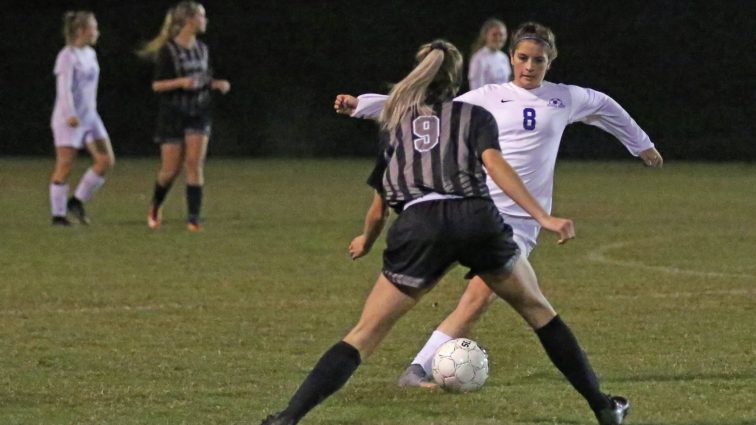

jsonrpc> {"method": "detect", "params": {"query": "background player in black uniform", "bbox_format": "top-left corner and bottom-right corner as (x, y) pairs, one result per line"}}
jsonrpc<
(260, 40), (579, 425)
(138, 1), (230, 231)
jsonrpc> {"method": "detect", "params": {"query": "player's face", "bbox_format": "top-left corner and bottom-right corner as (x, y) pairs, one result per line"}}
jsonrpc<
(190, 6), (207, 34)
(485, 26), (506, 50)
(510, 40), (550, 89)
(81, 17), (99, 46)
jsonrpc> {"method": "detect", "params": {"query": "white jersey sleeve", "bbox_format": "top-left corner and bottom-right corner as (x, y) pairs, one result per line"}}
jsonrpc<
(54, 49), (77, 119)
(468, 50), (486, 90)
(351, 94), (388, 120)
(566, 85), (654, 156)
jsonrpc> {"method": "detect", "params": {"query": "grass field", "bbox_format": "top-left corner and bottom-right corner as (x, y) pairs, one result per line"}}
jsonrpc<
(0, 158), (754, 425)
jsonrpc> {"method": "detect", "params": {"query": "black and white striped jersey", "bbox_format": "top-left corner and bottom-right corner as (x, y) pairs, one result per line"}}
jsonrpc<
(154, 39), (212, 116)
(377, 101), (500, 210)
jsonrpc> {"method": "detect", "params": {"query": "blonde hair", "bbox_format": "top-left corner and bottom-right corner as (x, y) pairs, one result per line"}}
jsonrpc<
(137, 1), (203, 60)
(62, 11), (94, 45)
(380, 40), (463, 131)
(470, 18), (507, 56)
(509, 21), (558, 62)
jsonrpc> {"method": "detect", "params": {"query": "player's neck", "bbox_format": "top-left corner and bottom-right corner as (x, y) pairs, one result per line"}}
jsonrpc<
(174, 31), (197, 49)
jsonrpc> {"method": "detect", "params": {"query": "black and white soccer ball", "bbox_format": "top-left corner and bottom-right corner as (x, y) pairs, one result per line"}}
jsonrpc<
(431, 338), (489, 392)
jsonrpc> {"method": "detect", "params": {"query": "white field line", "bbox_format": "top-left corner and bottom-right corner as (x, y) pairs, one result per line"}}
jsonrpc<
(586, 240), (756, 280)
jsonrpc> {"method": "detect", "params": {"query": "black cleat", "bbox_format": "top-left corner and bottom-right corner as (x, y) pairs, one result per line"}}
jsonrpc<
(595, 395), (630, 425)
(260, 412), (294, 425)
(52, 216), (72, 226)
(67, 197), (90, 225)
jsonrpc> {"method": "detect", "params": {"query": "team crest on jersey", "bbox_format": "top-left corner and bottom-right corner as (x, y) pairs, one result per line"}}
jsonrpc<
(548, 98), (565, 108)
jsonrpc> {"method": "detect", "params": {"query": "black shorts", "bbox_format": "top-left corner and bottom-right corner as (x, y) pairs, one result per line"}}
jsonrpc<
(382, 197), (520, 291)
(154, 108), (212, 144)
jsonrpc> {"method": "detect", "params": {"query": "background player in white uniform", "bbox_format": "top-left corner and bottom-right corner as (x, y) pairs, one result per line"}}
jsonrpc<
(468, 18), (511, 90)
(50, 11), (114, 226)
(335, 21), (662, 425)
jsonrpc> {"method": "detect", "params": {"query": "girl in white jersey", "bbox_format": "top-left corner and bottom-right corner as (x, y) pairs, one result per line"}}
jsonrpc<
(468, 18), (511, 90)
(50, 11), (114, 226)
(335, 21), (662, 425)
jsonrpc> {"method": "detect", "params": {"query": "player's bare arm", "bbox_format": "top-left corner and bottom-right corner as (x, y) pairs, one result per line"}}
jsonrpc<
(349, 191), (388, 260)
(482, 149), (575, 244)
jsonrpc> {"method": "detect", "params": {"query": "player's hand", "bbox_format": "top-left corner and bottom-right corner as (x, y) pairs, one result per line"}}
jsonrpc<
(334, 94), (358, 115)
(541, 216), (575, 245)
(178, 77), (198, 90)
(66, 116), (79, 127)
(349, 235), (370, 260)
(640, 147), (663, 168)
(212, 79), (231, 94)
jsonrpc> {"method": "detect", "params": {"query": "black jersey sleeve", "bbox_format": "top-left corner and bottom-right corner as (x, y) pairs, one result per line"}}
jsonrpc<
(366, 131), (391, 193)
(469, 106), (500, 157)
(154, 45), (176, 81)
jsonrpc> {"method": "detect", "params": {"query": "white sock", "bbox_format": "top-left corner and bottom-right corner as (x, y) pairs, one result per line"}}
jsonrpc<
(74, 168), (106, 202)
(412, 330), (453, 375)
(50, 183), (69, 217)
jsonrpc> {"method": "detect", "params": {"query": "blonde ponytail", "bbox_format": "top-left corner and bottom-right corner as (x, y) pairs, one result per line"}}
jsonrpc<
(380, 40), (463, 131)
(137, 1), (203, 60)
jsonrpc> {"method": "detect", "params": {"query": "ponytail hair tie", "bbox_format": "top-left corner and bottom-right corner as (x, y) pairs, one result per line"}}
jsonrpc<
(430, 41), (447, 52)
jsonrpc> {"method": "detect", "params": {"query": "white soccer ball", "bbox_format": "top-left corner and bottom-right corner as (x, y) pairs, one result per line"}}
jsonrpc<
(431, 338), (489, 393)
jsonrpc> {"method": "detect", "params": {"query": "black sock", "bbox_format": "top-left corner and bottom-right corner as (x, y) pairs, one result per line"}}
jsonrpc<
(535, 315), (610, 412)
(151, 182), (172, 207)
(186, 184), (202, 221)
(280, 341), (361, 423)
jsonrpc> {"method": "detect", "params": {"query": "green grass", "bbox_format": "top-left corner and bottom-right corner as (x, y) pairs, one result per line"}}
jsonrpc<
(0, 158), (754, 425)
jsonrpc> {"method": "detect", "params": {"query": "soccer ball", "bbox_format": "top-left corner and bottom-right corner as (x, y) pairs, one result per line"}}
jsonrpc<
(431, 338), (489, 393)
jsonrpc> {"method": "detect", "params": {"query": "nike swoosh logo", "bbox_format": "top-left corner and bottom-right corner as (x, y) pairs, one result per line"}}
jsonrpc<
(500, 99), (513, 103)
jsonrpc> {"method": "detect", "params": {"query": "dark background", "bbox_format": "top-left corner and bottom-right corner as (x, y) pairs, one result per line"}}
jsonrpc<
(1, 0), (754, 160)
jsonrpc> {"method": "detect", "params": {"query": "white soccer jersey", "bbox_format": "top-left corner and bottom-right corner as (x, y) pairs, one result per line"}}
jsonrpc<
(468, 48), (511, 90)
(352, 81), (654, 218)
(51, 46), (100, 126)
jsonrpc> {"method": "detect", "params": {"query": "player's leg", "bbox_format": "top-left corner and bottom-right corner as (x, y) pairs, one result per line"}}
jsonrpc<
(149, 141), (184, 228)
(50, 146), (78, 225)
(68, 136), (114, 224)
(398, 277), (495, 387)
(183, 132), (208, 231)
(478, 259), (628, 424)
(399, 221), (538, 386)
(263, 274), (420, 425)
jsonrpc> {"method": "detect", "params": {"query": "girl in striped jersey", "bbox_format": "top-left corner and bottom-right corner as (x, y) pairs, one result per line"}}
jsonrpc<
(50, 11), (114, 226)
(138, 1), (230, 232)
(336, 21), (650, 425)
(261, 40), (575, 425)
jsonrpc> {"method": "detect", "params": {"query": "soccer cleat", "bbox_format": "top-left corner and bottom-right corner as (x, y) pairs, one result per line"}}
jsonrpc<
(260, 412), (293, 425)
(147, 205), (162, 229)
(595, 395), (630, 425)
(397, 364), (436, 388)
(67, 197), (90, 225)
(186, 216), (202, 232)
(52, 216), (72, 226)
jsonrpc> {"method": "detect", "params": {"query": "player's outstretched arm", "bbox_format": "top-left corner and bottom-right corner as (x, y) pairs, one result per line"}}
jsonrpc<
(349, 191), (389, 260)
(482, 149), (575, 244)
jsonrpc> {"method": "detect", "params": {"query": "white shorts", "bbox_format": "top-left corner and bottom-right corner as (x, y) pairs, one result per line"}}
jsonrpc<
(51, 114), (109, 149)
(502, 215), (540, 258)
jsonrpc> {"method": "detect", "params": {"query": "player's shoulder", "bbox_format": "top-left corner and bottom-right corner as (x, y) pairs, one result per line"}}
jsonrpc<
(54, 46), (75, 71)
(55, 46), (74, 61)
(452, 100), (495, 122)
(470, 47), (487, 61)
